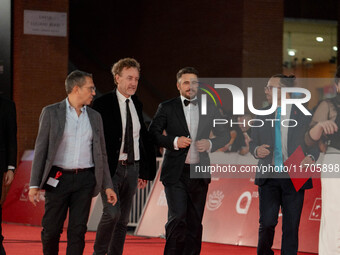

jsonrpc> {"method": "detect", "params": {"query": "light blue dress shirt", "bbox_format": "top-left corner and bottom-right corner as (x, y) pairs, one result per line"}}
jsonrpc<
(53, 98), (94, 169)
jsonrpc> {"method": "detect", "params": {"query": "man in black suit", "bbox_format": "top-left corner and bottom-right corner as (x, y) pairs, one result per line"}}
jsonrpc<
(149, 67), (229, 255)
(249, 74), (319, 255)
(0, 96), (17, 255)
(92, 58), (156, 255)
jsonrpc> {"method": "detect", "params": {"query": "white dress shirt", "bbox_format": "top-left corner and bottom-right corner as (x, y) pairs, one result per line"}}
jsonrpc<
(172, 96), (200, 164)
(53, 98), (94, 169)
(116, 90), (141, 161)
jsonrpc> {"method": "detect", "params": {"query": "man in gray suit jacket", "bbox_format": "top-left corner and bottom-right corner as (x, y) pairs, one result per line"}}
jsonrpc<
(28, 70), (117, 255)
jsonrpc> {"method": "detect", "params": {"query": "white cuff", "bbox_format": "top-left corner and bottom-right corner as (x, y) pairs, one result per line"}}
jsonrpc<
(307, 154), (315, 162)
(207, 140), (212, 153)
(254, 146), (259, 158)
(173, 137), (179, 150)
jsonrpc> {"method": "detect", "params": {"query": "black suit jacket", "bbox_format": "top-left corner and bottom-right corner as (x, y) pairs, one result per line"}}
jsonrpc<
(0, 97), (17, 177)
(92, 89), (156, 180)
(149, 97), (229, 185)
(249, 105), (319, 189)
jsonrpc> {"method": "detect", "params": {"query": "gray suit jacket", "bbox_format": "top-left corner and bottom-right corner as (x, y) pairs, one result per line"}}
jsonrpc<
(29, 99), (113, 196)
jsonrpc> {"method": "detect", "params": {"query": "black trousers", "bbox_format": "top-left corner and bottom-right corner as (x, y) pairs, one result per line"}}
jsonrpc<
(257, 178), (305, 255)
(93, 162), (139, 255)
(0, 206), (5, 255)
(0, 174), (5, 255)
(41, 168), (96, 255)
(163, 165), (209, 255)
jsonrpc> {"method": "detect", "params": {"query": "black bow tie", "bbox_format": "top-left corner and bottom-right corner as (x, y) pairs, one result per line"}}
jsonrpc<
(184, 99), (198, 106)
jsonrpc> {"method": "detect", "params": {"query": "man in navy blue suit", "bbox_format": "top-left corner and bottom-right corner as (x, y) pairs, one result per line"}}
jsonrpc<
(250, 74), (319, 255)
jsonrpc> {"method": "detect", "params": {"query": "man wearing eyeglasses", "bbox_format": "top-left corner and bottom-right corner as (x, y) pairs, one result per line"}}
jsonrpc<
(28, 70), (117, 255)
(250, 74), (319, 255)
(92, 58), (156, 255)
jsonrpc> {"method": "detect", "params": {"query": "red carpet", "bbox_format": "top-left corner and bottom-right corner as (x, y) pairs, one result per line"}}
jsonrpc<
(2, 223), (316, 254)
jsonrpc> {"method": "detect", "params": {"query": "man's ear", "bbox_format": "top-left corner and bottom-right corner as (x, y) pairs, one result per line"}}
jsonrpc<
(115, 74), (120, 84)
(72, 85), (80, 94)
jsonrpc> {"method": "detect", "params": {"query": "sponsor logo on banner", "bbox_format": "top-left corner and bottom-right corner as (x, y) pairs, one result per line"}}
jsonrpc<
(19, 183), (30, 201)
(309, 198), (321, 221)
(157, 190), (167, 207)
(206, 190), (224, 211)
(236, 191), (252, 214)
(20, 183), (45, 202)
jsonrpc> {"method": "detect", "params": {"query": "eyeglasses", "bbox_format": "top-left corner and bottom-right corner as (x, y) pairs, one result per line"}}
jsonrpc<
(264, 86), (281, 92)
(83, 86), (96, 92)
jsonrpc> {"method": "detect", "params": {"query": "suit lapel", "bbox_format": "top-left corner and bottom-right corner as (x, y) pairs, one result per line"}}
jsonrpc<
(112, 89), (123, 133)
(132, 95), (143, 127)
(196, 101), (208, 140)
(87, 106), (97, 134)
(269, 111), (276, 143)
(174, 97), (190, 135)
(287, 105), (297, 146)
(52, 99), (67, 156)
(56, 99), (66, 137)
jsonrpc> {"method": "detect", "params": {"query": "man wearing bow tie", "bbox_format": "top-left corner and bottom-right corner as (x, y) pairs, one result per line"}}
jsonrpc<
(249, 74), (319, 255)
(149, 67), (229, 255)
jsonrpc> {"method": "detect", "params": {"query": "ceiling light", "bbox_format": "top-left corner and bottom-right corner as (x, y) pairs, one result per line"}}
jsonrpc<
(316, 37), (324, 42)
(306, 58), (312, 61)
(288, 49), (296, 56)
(333, 46), (338, 51)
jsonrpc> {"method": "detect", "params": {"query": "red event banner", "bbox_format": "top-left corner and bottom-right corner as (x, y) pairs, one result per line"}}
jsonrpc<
(2, 151), (98, 228)
(2, 151), (45, 226)
(136, 152), (322, 254)
(3, 151), (322, 253)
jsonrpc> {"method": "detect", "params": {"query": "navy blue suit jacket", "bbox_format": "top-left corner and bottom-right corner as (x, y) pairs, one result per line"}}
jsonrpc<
(249, 105), (319, 189)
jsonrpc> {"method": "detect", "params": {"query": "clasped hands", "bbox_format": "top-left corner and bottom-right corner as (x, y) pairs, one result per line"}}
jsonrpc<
(256, 144), (315, 166)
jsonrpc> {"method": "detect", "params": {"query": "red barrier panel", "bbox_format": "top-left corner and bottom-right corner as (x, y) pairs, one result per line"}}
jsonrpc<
(3, 151), (100, 228)
(2, 151), (45, 226)
(136, 152), (321, 253)
(3, 151), (321, 253)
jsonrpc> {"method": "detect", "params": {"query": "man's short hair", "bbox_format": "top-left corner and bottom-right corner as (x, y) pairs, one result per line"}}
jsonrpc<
(176, 67), (199, 83)
(111, 58), (141, 85)
(271, 74), (296, 87)
(65, 70), (93, 94)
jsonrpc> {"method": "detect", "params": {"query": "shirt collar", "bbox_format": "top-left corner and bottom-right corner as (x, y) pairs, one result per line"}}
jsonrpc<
(116, 89), (132, 103)
(66, 97), (86, 113)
